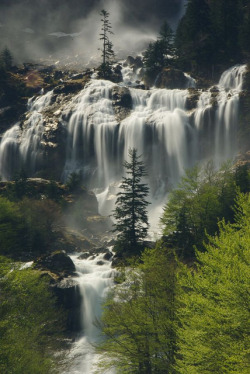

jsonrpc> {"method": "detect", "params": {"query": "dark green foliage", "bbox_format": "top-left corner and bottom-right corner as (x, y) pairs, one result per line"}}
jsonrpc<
(113, 148), (150, 257)
(0, 47), (13, 70)
(239, 2), (250, 55)
(143, 21), (174, 83)
(210, 0), (241, 64)
(97, 247), (179, 373)
(174, 0), (250, 75)
(98, 9), (115, 78)
(161, 162), (250, 258)
(0, 196), (60, 259)
(175, 0), (214, 73)
(0, 197), (25, 257)
(0, 259), (64, 373)
(66, 171), (83, 193)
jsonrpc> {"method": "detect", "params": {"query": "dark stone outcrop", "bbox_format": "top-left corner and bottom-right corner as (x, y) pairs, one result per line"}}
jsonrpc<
(34, 251), (76, 276)
(111, 85), (133, 121)
(51, 278), (82, 333)
(186, 88), (201, 111)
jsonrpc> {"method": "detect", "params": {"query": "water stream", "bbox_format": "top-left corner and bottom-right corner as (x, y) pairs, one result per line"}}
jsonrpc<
(63, 254), (115, 374)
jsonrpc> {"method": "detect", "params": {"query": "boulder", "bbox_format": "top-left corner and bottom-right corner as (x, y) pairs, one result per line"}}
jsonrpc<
(34, 251), (75, 276)
(78, 252), (91, 260)
(50, 277), (82, 333)
(111, 85), (133, 121)
(103, 251), (113, 261)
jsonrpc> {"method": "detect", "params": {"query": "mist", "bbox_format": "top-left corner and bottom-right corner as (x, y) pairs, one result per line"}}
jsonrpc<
(0, 0), (186, 66)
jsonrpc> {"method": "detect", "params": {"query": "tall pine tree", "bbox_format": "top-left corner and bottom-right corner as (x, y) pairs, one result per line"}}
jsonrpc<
(98, 9), (115, 78)
(113, 148), (150, 256)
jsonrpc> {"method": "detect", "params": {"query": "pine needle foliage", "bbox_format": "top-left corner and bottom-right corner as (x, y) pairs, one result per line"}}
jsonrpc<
(113, 148), (150, 256)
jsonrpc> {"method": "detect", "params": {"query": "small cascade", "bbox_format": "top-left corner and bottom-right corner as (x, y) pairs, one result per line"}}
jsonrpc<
(64, 253), (115, 374)
(121, 61), (142, 86)
(184, 72), (196, 88)
(0, 124), (21, 180)
(0, 90), (53, 180)
(119, 87), (191, 186)
(219, 64), (246, 91)
(194, 64), (246, 166)
(63, 79), (118, 187)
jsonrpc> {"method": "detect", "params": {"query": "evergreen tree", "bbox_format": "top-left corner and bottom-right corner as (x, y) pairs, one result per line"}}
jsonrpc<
(0, 260), (64, 373)
(98, 9), (115, 77)
(175, 0), (214, 72)
(113, 148), (150, 256)
(210, 0), (242, 64)
(0, 47), (13, 70)
(239, 0), (250, 56)
(143, 21), (174, 84)
(161, 162), (246, 258)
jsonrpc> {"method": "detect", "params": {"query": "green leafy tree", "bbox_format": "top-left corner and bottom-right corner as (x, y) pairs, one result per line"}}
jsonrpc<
(97, 247), (179, 374)
(0, 196), (60, 259)
(161, 162), (242, 258)
(113, 148), (150, 256)
(0, 260), (64, 373)
(176, 193), (250, 373)
(98, 9), (115, 78)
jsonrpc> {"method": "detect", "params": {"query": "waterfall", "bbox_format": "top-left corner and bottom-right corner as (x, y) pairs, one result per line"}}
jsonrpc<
(0, 64), (246, 231)
(0, 90), (53, 180)
(63, 79), (118, 187)
(63, 254), (115, 374)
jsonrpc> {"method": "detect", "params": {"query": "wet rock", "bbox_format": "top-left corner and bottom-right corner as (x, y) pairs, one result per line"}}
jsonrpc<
(186, 88), (201, 111)
(78, 252), (91, 260)
(51, 277), (82, 333)
(125, 56), (135, 66)
(54, 70), (63, 80)
(53, 82), (83, 94)
(96, 260), (105, 265)
(111, 85), (133, 121)
(34, 251), (76, 276)
(103, 251), (113, 261)
(71, 73), (84, 80)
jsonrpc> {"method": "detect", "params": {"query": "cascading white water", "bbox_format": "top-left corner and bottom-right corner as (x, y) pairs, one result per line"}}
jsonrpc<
(63, 79), (118, 187)
(194, 65), (246, 167)
(0, 90), (53, 180)
(0, 65), (246, 231)
(63, 254), (115, 374)
(121, 62), (142, 86)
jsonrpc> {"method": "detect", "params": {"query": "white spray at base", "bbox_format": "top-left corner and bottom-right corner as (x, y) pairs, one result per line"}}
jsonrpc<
(63, 254), (116, 374)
